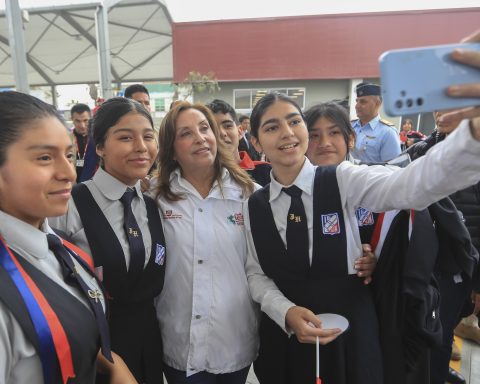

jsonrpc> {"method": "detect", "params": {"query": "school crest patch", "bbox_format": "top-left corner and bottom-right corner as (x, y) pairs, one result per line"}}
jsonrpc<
(355, 207), (374, 226)
(321, 213), (340, 235)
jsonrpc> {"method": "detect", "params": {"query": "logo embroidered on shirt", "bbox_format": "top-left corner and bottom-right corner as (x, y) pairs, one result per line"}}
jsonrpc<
(321, 213), (340, 235)
(155, 244), (165, 266)
(163, 210), (182, 219)
(227, 213), (244, 226)
(355, 207), (374, 226)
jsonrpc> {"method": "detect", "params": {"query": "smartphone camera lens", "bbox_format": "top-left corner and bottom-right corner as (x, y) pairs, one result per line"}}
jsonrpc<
(395, 100), (403, 109)
(406, 99), (413, 108)
(417, 98), (424, 106)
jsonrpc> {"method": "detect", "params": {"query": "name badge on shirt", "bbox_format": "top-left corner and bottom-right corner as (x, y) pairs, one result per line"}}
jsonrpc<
(76, 159), (85, 167)
(155, 244), (165, 266)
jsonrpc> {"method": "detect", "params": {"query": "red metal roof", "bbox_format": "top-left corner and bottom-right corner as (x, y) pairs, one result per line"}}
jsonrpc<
(172, 8), (480, 82)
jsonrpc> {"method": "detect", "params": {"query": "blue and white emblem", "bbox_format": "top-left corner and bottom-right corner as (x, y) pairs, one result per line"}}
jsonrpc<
(155, 244), (165, 266)
(321, 213), (340, 235)
(355, 207), (374, 227)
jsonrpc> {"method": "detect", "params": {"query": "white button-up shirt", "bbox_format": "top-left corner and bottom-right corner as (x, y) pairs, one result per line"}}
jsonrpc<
(245, 119), (480, 333)
(0, 211), (104, 384)
(49, 167), (152, 270)
(155, 168), (259, 376)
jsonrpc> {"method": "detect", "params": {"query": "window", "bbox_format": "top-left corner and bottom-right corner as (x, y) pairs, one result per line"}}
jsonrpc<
(234, 87), (306, 110)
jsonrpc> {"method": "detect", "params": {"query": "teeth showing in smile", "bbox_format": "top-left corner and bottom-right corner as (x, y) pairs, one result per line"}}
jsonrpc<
(280, 143), (297, 150)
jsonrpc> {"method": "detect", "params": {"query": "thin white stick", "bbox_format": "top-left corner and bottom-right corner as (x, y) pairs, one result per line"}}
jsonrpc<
(316, 336), (319, 378)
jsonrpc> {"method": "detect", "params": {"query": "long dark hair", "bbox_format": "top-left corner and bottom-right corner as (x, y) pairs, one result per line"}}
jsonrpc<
(92, 97), (154, 148)
(250, 92), (304, 138)
(0, 91), (66, 167)
(304, 102), (355, 155)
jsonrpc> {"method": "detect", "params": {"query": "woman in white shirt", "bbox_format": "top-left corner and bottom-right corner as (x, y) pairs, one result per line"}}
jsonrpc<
(244, 92), (480, 384)
(153, 102), (258, 384)
(0, 91), (133, 384)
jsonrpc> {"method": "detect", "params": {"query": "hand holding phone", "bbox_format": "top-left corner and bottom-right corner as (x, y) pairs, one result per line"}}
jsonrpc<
(379, 42), (480, 116)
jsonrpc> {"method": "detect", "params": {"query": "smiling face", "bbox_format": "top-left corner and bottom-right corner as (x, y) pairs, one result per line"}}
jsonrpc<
(306, 116), (353, 166)
(213, 111), (240, 160)
(96, 112), (157, 186)
(252, 100), (308, 184)
(402, 119), (413, 132)
(0, 117), (76, 228)
(173, 108), (217, 178)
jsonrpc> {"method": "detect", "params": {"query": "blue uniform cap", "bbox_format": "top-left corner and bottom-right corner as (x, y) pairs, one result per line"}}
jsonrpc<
(356, 83), (381, 97)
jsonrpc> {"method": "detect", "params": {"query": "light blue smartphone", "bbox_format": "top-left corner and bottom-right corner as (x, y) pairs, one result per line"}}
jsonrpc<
(379, 42), (480, 116)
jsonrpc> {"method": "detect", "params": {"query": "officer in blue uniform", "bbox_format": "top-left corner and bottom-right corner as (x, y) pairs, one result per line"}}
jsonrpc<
(351, 83), (401, 163)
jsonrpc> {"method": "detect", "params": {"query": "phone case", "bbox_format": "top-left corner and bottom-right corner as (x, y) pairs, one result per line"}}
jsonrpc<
(379, 42), (480, 116)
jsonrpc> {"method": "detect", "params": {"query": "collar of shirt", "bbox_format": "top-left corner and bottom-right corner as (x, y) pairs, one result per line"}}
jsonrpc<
(0, 210), (56, 260)
(269, 157), (315, 202)
(92, 167), (144, 201)
(353, 115), (381, 130)
(170, 167), (245, 202)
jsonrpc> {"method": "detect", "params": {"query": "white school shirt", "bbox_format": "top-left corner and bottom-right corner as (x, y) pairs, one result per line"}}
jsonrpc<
(49, 167), (152, 270)
(155, 168), (259, 376)
(0, 211), (104, 384)
(245, 119), (480, 333)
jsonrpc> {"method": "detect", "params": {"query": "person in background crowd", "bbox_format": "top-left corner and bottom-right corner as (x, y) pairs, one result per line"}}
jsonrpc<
(71, 103), (92, 183)
(50, 97), (166, 384)
(244, 90), (480, 384)
(153, 102), (258, 384)
(399, 118), (414, 150)
(124, 84), (151, 112)
(0, 91), (135, 384)
(207, 99), (271, 186)
(351, 82), (401, 163)
(238, 114), (261, 161)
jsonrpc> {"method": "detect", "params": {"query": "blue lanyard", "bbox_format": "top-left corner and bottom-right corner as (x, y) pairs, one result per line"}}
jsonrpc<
(0, 238), (57, 384)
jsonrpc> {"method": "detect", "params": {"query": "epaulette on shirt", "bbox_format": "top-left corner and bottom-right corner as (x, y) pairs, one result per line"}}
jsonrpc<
(379, 119), (395, 127)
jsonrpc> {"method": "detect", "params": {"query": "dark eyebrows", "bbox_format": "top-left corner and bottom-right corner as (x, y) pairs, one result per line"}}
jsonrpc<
(221, 119), (235, 125)
(111, 127), (154, 134)
(27, 144), (74, 151)
(261, 112), (301, 128)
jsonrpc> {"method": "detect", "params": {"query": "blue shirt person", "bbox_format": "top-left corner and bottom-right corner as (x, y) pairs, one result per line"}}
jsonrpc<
(351, 83), (401, 163)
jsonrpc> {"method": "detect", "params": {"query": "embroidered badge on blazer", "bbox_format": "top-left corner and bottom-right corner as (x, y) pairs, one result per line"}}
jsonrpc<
(321, 213), (341, 235)
(155, 244), (165, 266)
(355, 207), (374, 226)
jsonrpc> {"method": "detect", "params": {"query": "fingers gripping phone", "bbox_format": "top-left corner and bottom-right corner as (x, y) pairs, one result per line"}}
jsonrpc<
(379, 43), (480, 116)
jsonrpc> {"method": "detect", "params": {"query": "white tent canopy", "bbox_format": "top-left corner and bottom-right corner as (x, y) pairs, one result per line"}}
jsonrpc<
(0, 0), (172, 91)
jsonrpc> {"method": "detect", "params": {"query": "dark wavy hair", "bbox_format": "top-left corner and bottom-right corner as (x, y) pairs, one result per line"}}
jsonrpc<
(304, 102), (355, 155)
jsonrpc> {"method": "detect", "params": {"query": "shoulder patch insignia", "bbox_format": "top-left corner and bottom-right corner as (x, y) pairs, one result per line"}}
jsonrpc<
(380, 118), (395, 127)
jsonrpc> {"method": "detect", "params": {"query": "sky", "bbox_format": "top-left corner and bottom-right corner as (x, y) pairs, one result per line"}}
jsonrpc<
(162, 0), (479, 22)
(3, 0), (479, 21)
